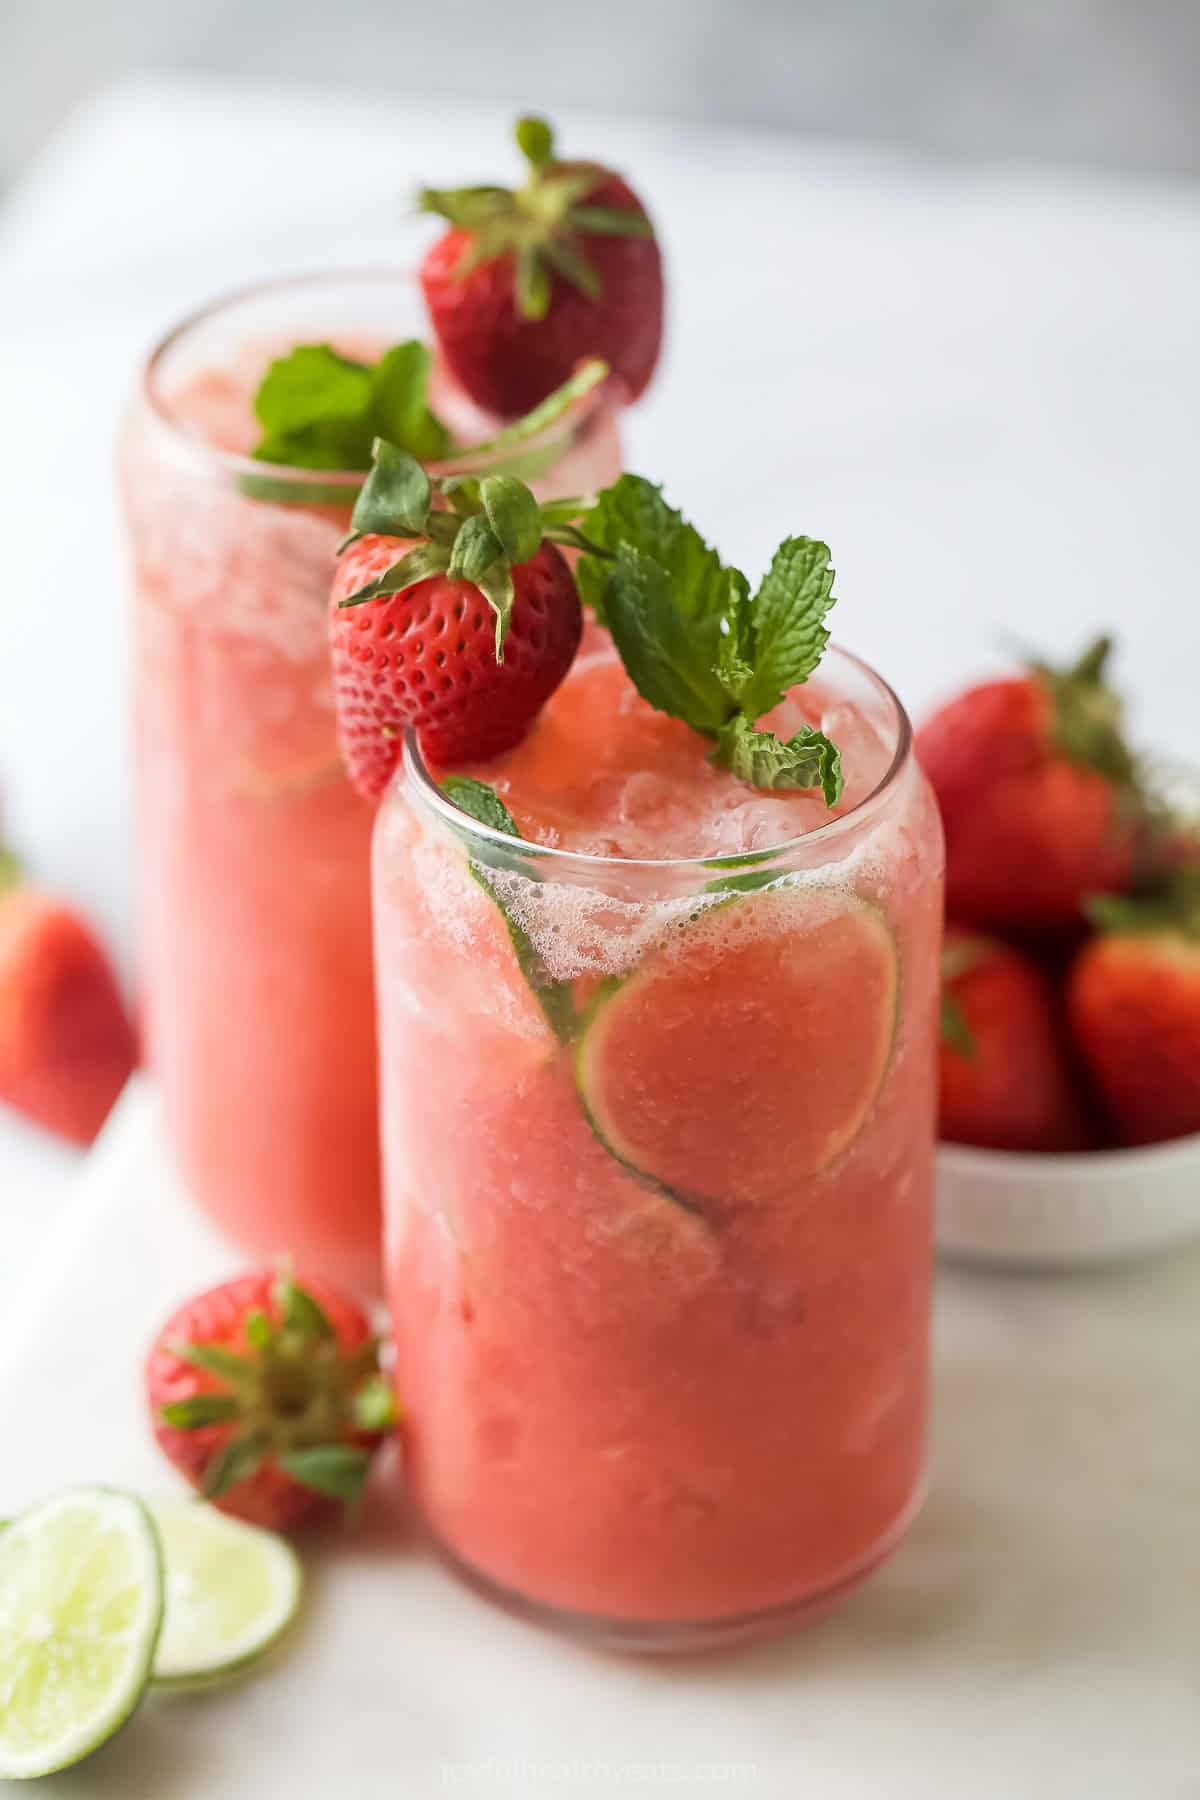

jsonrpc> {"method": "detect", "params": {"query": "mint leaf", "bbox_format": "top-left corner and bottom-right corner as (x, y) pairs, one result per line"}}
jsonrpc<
(442, 775), (520, 838)
(440, 778), (577, 1042)
(255, 344), (372, 435)
(248, 340), (451, 487)
(713, 715), (844, 804)
(578, 474), (732, 629)
(369, 342), (453, 464)
(603, 544), (730, 732)
(738, 537), (836, 721)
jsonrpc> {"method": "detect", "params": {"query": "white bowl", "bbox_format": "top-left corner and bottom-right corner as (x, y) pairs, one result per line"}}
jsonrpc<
(936, 1132), (1200, 1270)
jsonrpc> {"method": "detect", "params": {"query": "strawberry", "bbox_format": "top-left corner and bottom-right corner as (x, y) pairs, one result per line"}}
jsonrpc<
(916, 638), (1146, 929)
(1067, 875), (1200, 1147)
(330, 441), (589, 799)
(0, 853), (136, 1146)
(939, 927), (1090, 1152)
(147, 1270), (396, 1531)
(419, 115), (663, 417)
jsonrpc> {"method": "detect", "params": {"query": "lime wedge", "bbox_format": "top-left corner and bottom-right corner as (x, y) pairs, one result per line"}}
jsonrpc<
(149, 1499), (303, 1689)
(0, 1487), (164, 1780)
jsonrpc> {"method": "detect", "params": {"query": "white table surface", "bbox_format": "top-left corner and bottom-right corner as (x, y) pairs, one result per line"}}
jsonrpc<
(1, 1082), (1198, 1799)
(2, 71), (1200, 1228)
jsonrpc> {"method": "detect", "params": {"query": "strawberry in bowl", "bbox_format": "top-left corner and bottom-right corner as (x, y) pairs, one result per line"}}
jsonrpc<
(419, 115), (663, 417)
(917, 637), (1148, 932)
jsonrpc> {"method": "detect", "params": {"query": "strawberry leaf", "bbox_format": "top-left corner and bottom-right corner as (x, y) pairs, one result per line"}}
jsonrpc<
(352, 1375), (399, 1433)
(345, 443), (432, 545)
(277, 1276), (335, 1341)
(167, 1341), (257, 1387)
(161, 1395), (242, 1430)
(481, 475), (543, 564)
(203, 1431), (268, 1501)
(338, 545), (451, 609)
(278, 1445), (371, 1505)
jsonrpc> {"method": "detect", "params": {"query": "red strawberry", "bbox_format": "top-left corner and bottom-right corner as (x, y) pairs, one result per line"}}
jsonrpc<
(0, 854), (136, 1146)
(917, 638), (1145, 930)
(330, 445), (583, 799)
(1067, 876), (1200, 1147)
(147, 1270), (396, 1531)
(419, 115), (663, 417)
(939, 927), (1090, 1152)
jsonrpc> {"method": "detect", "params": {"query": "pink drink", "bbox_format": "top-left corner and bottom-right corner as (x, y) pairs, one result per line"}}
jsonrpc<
(378, 644), (944, 1645)
(121, 273), (621, 1293)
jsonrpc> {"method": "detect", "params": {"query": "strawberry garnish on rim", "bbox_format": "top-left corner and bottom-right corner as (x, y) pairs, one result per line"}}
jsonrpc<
(329, 388), (613, 799)
(148, 1270), (396, 1531)
(419, 115), (663, 416)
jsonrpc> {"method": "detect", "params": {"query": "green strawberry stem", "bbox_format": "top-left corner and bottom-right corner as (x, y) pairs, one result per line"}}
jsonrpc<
(163, 1272), (394, 1510)
(0, 848), (20, 893)
(419, 117), (653, 320)
(336, 443), (610, 660)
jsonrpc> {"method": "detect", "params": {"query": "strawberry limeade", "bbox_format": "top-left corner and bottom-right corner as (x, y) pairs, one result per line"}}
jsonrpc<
(377, 643), (943, 1643)
(120, 273), (621, 1292)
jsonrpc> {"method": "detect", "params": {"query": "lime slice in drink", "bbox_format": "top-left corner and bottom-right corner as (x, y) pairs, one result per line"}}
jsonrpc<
(576, 884), (899, 1206)
(0, 1487), (164, 1780)
(149, 1499), (303, 1689)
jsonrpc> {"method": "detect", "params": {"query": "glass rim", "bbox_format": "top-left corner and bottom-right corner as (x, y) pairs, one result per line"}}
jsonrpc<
(402, 643), (915, 873)
(140, 265), (619, 486)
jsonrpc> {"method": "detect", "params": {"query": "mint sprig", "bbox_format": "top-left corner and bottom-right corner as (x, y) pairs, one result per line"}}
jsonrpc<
(244, 350), (608, 507)
(579, 476), (845, 805)
(251, 340), (452, 474)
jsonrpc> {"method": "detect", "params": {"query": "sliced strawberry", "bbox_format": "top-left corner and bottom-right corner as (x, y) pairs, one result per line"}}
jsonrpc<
(917, 638), (1146, 929)
(0, 855), (136, 1146)
(1068, 875), (1200, 1147)
(329, 442), (590, 799)
(147, 1270), (395, 1532)
(939, 927), (1091, 1152)
(419, 115), (663, 416)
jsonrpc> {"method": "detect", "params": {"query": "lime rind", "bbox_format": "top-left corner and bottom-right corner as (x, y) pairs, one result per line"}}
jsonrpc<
(0, 1486), (164, 1781)
(149, 1499), (303, 1690)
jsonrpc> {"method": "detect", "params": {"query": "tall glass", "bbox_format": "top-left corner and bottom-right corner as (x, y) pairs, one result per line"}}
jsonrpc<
(121, 271), (622, 1294)
(375, 647), (943, 1647)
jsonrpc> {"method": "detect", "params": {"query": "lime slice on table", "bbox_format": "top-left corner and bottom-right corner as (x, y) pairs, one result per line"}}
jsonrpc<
(0, 1487), (164, 1781)
(149, 1499), (303, 1689)
(576, 883), (899, 1207)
